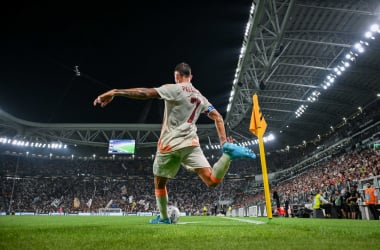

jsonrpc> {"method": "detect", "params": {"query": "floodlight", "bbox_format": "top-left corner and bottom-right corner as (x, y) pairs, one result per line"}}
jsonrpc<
(365, 31), (373, 38)
(370, 24), (379, 32)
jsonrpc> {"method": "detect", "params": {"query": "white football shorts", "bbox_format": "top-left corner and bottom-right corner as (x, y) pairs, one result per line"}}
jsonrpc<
(153, 146), (210, 178)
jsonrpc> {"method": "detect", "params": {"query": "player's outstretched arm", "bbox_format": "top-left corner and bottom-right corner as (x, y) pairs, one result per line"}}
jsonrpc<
(93, 88), (160, 108)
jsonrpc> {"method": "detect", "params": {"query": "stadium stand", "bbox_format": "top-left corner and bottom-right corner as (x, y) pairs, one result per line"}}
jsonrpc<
(0, 92), (379, 218)
(1, 123), (379, 218)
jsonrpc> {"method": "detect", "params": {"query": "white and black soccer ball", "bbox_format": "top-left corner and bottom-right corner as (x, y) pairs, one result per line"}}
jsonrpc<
(168, 205), (180, 224)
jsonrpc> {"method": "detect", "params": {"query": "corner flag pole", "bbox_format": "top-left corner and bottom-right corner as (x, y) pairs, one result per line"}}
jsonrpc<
(249, 93), (272, 220)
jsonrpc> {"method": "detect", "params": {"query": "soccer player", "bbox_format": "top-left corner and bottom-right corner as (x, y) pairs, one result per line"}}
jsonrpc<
(93, 62), (256, 224)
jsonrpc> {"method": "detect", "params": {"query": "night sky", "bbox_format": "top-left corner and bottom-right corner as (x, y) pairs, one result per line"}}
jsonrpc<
(0, 1), (253, 124)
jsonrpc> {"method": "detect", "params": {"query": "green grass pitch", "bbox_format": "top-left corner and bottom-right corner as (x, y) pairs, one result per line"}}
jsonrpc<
(0, 216), (379, 250)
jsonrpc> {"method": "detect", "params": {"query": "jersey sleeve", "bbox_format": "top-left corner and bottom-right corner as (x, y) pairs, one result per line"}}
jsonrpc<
(201, 96), (215, 115)
(154, 84), (180, 101)
(205, 104), (215, 115)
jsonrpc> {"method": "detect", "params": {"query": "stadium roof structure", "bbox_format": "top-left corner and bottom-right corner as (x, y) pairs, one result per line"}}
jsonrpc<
(225, 0), (380, 150)
(1, 0), (380, 157)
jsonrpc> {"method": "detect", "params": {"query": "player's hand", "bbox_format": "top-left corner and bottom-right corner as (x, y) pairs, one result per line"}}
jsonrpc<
(93, 92), (114, 108)
(221, 136), (234, 146)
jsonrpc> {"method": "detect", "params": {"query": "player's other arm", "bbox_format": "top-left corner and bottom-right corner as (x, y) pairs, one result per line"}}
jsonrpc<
(94, 88), (160, 108)
(208, 109), (227, 146)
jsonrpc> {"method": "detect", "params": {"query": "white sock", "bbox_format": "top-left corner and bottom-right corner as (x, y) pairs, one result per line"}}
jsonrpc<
(155, 189), (168, 219)
(212, 154), (231, 179)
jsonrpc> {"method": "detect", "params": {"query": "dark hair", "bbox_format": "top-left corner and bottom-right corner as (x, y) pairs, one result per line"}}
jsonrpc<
(174, 62), (191, 77)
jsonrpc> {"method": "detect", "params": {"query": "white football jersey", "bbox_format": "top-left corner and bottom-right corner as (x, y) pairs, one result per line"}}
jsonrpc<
(154, 83), (214, 153)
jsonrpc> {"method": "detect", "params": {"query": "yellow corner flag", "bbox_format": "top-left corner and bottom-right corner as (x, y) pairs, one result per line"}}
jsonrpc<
(249, 94), (267, 137)
(249, 93), (272, 220)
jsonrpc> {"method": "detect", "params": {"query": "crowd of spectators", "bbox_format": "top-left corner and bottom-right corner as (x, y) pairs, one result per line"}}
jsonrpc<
(1, 144), (378, 217)
(233, 147), (380, 209)
(0, 169), (250, 215)
(1, 100), (379, 217)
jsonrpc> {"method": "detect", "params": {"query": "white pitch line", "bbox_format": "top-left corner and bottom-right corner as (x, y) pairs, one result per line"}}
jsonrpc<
(222, 217), (266, 224)
(176, 221), (204, 224)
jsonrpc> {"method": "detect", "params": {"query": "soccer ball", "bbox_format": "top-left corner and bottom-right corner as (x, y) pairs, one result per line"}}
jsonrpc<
(168, 205), (180, 224)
